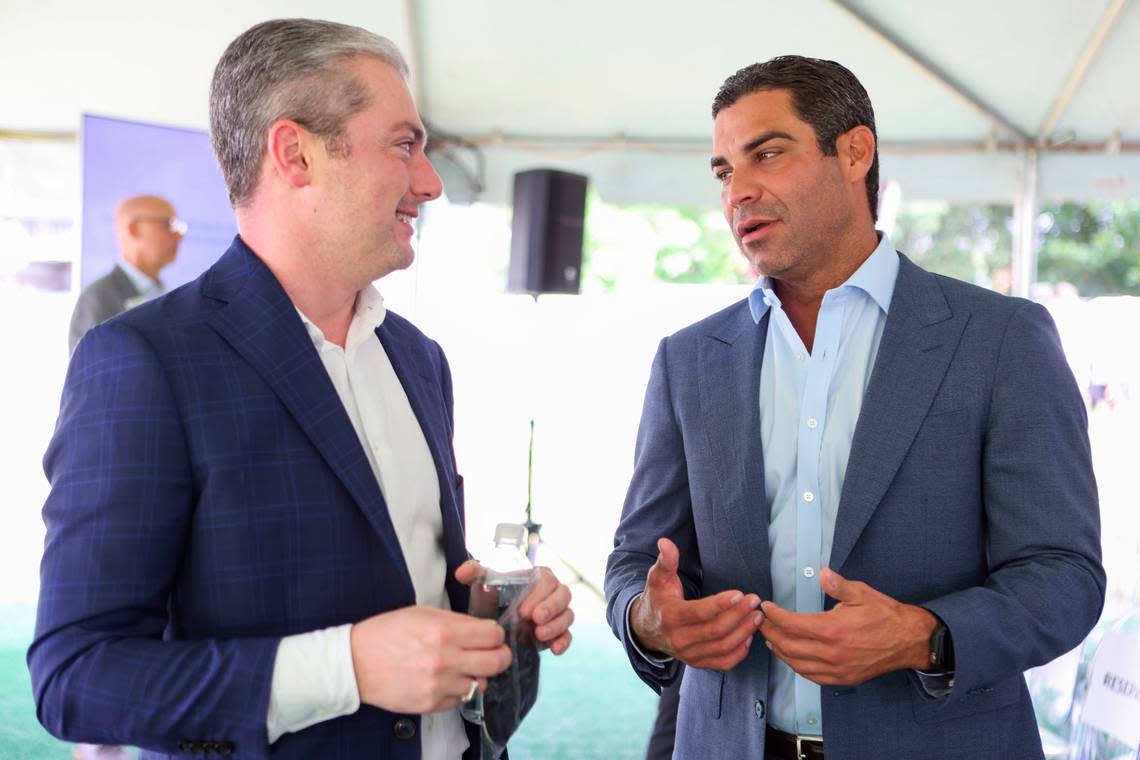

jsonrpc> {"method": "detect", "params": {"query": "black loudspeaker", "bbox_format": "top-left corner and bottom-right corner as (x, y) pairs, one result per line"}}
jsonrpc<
(508, 169), (588, 294)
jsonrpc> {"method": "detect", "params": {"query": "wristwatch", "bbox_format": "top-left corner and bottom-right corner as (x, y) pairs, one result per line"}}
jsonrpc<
(928, 620), (954, 672)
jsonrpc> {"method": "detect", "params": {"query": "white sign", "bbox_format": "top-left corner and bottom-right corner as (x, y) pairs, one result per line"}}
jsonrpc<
(1081, 630), (1140, 750)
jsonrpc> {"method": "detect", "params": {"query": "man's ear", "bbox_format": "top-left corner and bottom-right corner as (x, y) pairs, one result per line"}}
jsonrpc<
(836, 125), (875, 184)
(265, 120), (316, 190)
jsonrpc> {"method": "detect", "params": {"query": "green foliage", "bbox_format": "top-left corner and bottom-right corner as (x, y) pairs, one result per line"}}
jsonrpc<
(890, 202), (1013, 290)
(1038, 201), (1140, 296)
(890, 200), (1140, 297)
(581, 195), (1140, 295)
(645, 207), (747, 285)
(580, 194), (747, 292)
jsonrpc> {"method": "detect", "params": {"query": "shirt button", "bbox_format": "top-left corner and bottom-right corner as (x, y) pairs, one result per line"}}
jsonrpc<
(803, 491), (814, 503)
(806, 418), (818, 429)
(807, 716), (818, 726)
(763, 297), (772, 306)
(795, 352), (805, 361)
(803, 566), (815, 578)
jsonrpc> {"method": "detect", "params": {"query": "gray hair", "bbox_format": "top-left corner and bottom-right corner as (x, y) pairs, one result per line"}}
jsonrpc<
(209, 18), (409, 207)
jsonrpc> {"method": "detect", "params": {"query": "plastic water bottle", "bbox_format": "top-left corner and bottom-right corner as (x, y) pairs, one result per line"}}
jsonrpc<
(460, 523), (541, 759)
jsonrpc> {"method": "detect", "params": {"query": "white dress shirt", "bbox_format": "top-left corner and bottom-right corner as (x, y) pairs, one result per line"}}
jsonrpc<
(266, 285), (468, 759)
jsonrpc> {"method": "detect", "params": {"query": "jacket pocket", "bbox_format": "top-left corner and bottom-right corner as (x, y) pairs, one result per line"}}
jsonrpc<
(679, 667), (725, 720)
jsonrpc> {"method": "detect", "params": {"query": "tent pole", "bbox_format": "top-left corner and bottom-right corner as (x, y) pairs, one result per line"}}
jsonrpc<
(1011, 150), (1040, 299)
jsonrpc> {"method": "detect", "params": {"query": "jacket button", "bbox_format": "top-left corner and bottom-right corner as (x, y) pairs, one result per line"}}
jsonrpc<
(393, 717), (417, 740)
(178, 741), (194, 752)
(754, 699), (766, 719)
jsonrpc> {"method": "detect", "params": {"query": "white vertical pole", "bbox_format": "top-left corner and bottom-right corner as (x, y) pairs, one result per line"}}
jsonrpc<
(1012, 150), (1040, 298)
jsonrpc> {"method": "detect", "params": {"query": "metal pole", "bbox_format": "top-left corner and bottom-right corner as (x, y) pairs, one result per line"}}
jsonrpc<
(1012, 150), (1040, 299)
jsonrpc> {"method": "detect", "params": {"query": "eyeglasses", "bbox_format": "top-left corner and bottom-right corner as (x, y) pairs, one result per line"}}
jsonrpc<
(134, 216), (189, 236)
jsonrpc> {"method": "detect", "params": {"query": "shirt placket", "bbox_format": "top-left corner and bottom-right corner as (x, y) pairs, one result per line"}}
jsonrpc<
(792, 292), (844, 733)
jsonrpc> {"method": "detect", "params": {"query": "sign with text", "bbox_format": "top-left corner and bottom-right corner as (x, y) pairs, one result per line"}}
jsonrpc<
(1082, 630), (1140, 749)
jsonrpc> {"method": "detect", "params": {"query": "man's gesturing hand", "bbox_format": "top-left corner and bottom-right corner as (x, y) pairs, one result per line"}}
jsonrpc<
(759, 568), (938, 687)
(454, 560), (575, 655)
(350, 606), (512, 714)
(629, 537), (763, 671)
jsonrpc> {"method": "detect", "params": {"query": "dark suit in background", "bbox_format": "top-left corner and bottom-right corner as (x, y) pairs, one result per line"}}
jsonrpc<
(67, 264), (145, 353)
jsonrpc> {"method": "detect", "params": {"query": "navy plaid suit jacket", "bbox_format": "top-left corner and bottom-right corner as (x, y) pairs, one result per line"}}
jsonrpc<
(30, 237), (476, 759)
(606, 253), (1106, 760)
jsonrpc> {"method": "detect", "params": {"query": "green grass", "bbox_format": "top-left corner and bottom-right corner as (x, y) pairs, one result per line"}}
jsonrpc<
(0, 605), (655, 759)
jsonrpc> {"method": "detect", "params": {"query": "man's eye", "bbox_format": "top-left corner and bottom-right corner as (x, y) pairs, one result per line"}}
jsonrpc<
(715, 170), (732, 184)
(758, 150), (779, 160)
(398, 141), (414, 154)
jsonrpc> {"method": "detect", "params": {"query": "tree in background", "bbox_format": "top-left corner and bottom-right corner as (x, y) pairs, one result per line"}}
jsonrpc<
(1038, 201), (1140, 297)
(580, 195), (1140, 297)
(890, 202), (1013, 291)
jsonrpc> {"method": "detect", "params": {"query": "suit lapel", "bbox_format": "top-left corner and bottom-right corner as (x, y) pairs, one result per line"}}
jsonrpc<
(829, 256), (967, 573)
(376, 318), (471, 603)
(698, 304), (772, 598)
(201, 239), (414, 594)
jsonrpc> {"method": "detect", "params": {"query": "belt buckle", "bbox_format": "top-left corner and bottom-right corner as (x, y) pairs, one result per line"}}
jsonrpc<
(794, 734), (819, 760)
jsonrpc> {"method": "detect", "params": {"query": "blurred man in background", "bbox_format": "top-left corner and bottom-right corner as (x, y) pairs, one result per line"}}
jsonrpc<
(67, 194), (184, 352)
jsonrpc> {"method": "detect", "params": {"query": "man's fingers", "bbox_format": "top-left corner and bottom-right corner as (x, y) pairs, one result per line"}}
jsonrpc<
(453, 559), (482, 585)
(668, 589), (752, 626)
(457, 645), (513, 679)
(668, 594), (762, 663)
(678, 616), (758, 663)
(644, 538), (686, 606)
(520, 570), (570, 622)
(655, 537), (680, 573)
(759, 601), (829, 640)
(761, 628), (831, 665)
(675, 593), (761, 646)
(547, 630), (572, 656)
(450, 615), (507, 649)
(820, 567), (866, 604)
(536, 607), (575, 644)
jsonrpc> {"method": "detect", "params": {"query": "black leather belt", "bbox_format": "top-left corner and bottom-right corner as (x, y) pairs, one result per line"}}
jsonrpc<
(765, 725), (824, 760)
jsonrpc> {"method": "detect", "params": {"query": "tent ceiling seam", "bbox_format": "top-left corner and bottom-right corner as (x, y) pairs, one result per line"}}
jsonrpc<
(830, 0), (1031, 144)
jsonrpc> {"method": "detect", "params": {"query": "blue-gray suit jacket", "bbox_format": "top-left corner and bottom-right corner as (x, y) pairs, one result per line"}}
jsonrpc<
(605, 253), (1104, 760)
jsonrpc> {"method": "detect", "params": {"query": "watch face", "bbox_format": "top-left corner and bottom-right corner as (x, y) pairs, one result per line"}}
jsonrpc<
(929, 624), (947, 668)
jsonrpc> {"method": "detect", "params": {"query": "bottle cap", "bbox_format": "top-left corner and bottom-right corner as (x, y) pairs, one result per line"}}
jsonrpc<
(493, 523), (527, 545)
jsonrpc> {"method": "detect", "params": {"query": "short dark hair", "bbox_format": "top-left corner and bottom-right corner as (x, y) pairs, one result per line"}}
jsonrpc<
(712, 56), (879, 222)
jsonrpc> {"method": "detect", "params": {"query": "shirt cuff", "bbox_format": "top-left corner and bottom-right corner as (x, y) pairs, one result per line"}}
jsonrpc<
(626, 593), (673, 668)
(267, 624), (361, 743)
(913, 669), (955, 698)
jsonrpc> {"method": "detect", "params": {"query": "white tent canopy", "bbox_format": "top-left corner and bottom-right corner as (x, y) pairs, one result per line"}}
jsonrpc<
(3, 0), (1139, 209)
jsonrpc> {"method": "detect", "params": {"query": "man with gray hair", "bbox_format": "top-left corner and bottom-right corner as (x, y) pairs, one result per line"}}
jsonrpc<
(31, 19), (573, 760)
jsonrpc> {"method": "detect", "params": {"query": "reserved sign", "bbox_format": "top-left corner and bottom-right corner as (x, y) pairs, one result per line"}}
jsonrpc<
(1082, 630), (1140, 749)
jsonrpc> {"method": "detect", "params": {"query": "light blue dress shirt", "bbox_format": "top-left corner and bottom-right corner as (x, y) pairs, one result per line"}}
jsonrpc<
(119, 259), (164, 304)
(750, 234), (899, 736)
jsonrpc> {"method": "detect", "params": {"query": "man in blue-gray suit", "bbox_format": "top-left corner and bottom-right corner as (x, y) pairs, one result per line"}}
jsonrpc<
(606, 56), (1103, 760)
(31, 19), (572, 760)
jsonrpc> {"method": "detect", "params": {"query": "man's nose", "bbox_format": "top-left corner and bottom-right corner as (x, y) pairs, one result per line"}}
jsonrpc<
(413, 153), (444, 201)
(725, 171), (758, 210)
